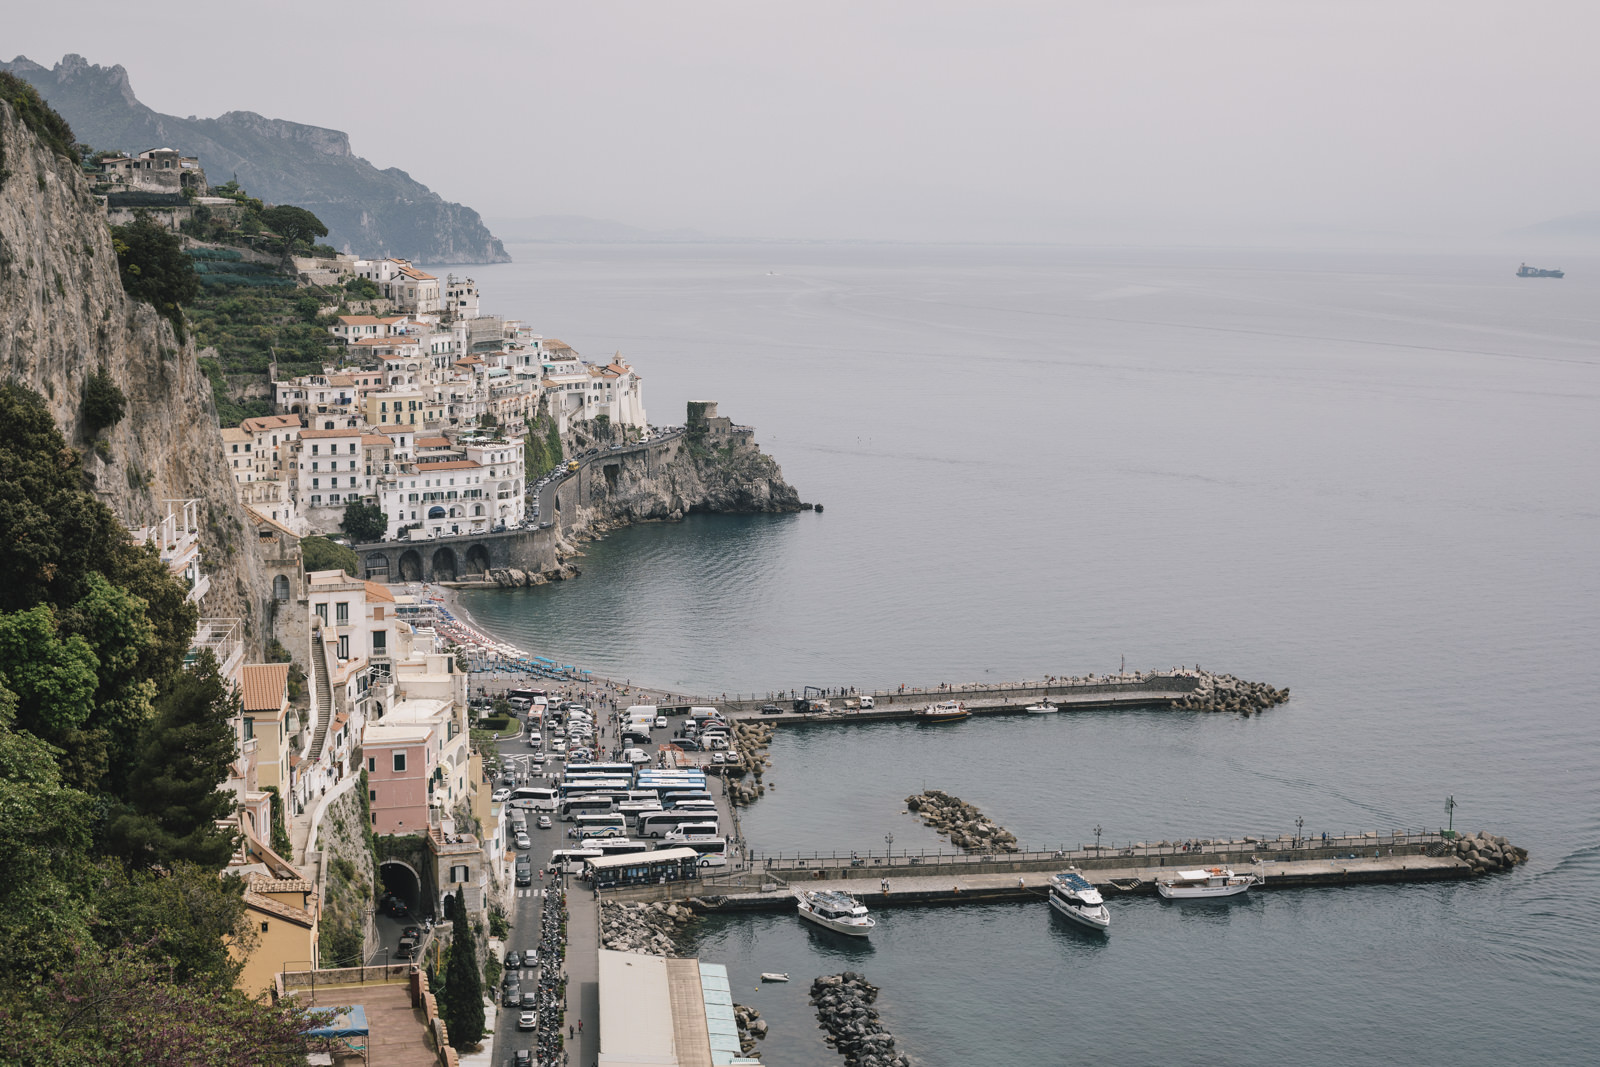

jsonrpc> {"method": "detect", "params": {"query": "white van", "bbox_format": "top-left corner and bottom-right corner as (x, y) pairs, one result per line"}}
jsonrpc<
(664, 822), (720, 842)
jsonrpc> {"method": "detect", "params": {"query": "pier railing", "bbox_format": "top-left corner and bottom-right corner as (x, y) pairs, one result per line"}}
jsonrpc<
(635, 674), (1201, 712)
(706, 829), (1451, 885)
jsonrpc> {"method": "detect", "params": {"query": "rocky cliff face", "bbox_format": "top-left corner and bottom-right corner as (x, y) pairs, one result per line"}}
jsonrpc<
(578, 433), (804, 529)
(3, 55), (510, 264)
(0, 97), (271, 649)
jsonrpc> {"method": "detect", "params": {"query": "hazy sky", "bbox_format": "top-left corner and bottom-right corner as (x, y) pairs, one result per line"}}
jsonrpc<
(10, 1), (1599, 242)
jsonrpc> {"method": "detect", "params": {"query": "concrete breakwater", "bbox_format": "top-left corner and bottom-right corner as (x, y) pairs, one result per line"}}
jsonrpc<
(904, 790), (1018, 852)
(598, 900), (698, 954)
(810, 973), (911, 1067)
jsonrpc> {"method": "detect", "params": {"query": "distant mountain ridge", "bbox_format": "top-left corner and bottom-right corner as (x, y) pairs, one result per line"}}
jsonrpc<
(3, 54), (509, 264)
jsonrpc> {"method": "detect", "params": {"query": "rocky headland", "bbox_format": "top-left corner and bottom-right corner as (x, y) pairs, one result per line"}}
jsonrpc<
(1454, 830), (1528, 875)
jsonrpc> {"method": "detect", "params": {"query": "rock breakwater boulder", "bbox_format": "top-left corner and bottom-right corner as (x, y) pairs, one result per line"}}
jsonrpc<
(599, 900), (697, 954)
(810, 972), (910, 1067)
(905, 790), (1019, 852)
(1453, 830), (1528, 875)
(1170, 670), (1290, 714)
(727, 720), (776, 807)
(733, 1003), (767, 1058)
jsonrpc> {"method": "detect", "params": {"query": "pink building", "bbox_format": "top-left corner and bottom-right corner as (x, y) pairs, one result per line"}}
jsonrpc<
(363, 698), (456, 835)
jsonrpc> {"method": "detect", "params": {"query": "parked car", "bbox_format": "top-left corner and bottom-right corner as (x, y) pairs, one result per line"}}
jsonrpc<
(515, 861), (532, 886)
(518, 1011), (538, 1031)
(515, 834), (532, 850)
(537, 815), (552, 829)
(514, 1050), (533, 1067)
(655, 715), (668, 728)
(505, 951), (521, 969)
(492, 787), (511, 803)
(502, 983), (521, 1007)
(668, 736), (702, 751)
(760, 703), (783, 715)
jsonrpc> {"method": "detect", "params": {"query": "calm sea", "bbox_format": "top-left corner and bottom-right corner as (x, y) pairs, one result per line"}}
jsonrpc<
(439, 242), (1600, 1065)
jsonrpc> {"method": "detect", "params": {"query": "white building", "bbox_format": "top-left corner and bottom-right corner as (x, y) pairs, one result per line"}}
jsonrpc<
(295, 427), (365, 512)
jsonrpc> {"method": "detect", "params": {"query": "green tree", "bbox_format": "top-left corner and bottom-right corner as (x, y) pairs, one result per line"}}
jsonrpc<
(300, 536), (359, 577)
(343, 275), (380, 300)
(110, 214), (199, 342)
(81, 367), (127, 436)
(261, 205), (329, 258)
(340, 500), (388, 544)
(0, 606), (101, 740)
(89, 862), (253, 987)
(101, 653), (241, 869)
(442, 888), (484, 1051)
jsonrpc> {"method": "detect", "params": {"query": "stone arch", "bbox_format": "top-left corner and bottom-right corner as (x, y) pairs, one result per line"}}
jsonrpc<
(273, 574), (290, 601)
(379, 860), (423, 915)
(398, 549), (423, 582)
(465, 543), (491, 575)
(363, 552), (390, 580)
(432, 546), (457, 581)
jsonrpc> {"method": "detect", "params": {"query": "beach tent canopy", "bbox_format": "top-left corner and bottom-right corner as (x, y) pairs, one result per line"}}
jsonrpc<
(304, 1004), (369, 1038)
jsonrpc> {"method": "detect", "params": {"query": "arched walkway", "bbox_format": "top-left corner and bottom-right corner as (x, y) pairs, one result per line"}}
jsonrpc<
(465, 543), (491, 575)
(398, 549), (423, 582)
(432, 546), (458, 581)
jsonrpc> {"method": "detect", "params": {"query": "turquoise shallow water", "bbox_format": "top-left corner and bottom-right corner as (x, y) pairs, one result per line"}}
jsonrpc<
(444, 243), (1600, 1064)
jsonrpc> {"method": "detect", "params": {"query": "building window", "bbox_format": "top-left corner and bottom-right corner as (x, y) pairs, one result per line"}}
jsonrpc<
(368, 757), (375, 772)
(373, 630), (387, 653)
(369, 790), (377, 802)
(260, 921), (270, 933)
(393, 752), (406, 772)
(337, 635), (349, 660)
(335, 602), (349, 625)
(314, 603), (327, 623)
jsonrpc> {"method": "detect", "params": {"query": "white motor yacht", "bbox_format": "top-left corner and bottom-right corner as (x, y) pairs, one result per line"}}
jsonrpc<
(1047, 871), (1110, 931)
(1156, 866), (1259, 900)
(795, 889), (876, 936)
(1025, 700), (1059, 714)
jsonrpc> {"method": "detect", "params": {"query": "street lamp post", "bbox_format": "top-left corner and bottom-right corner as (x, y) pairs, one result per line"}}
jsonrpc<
(1093, 824), (1103, 851)
(1295, 816), (1304, 848)
(885, 833), (894, 861)
(1445, 795), (1456, 837)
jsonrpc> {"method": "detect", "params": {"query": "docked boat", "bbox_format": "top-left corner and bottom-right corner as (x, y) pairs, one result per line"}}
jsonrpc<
(759, 972), (790, 982)
(1025, 699), (1058, 714)
(795, 889), (876, 936)
(1047, 871), (1109, 931)
(914, 700), (970, 723)
(1155, 866), (1258, 900)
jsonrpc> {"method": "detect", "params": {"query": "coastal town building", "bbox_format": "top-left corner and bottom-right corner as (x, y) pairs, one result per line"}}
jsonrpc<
(353, 258), (441, 316)
(238, 663), (294, 809)
(98, 147), (207, 194)
(130, 498), (211, 606)
(227, 831), (320, 999)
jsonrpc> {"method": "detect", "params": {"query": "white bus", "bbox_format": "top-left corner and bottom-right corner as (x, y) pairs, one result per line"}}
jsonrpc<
(639, 810), (720, 839)
(509, 786), (559, 812)
(592, 838), (651, 857)
(618, 800), (664, 826)
(559, 796), (616, 821)
(549, 848), (603, 875)
(573, 813), (627, 839)
(673, 837), (729, 868)
(663, 821), (720, 842)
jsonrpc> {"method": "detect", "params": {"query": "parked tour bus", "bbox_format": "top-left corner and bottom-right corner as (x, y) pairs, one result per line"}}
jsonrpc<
(592, 838), (651, 857)
(510, 787), (559, 812)
(674, 837), (730, 867)
(663, 821), (720, 842)
(662, 791), (714, 809)
(559, 796), (616, 821)
(549, 848), (603, 875)
(573, 813), (627, 838)
(618, 800), (665, 826)
(639, 810), (720, 839)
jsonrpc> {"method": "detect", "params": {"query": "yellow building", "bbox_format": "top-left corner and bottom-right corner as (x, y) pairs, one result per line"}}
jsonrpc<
(229, 831), (320, 999)
(239, 663), (293, 806)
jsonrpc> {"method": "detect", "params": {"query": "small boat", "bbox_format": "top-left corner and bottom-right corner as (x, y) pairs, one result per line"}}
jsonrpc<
(1025, 700), (1058, 714)
(1048, 871), (1109, 931)
(914, 700), (969, 723)
(759, 972), (790, 982)
(795, 889), (876, 937)
(1156, 866), (1258, 900)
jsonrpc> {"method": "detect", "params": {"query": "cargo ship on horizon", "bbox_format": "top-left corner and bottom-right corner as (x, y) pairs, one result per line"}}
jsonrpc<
(1517, 263), (1565, 278)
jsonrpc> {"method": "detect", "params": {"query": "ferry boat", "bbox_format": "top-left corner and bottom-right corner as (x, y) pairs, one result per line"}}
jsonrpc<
(795, 889), (876, 936)
(1025, 699), (1059, 714)
(1047, 871), (1109, 931)
(1155, 866), (1258, 900)
(914, 700), (970, 723)
(1516, 263), (1564, 278)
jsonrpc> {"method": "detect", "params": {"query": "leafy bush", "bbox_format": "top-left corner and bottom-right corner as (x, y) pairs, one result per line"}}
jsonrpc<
(0, 72), (76, 177)
(301, 536), (359, 577)
(111, 214), (197, 342)
(81, 367), (126, 435)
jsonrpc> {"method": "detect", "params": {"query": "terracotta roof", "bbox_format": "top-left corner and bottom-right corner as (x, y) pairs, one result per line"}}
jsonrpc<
(244, 506), (300, 539)
(240, 663), (291, 712)
(419, 459), (481, 471)
(415, 436), (452, 448)
(326, 374), (355, 386)
(337, 315), (407, 326)
(361, 434), (394, 446)
(356, 336), (418, 347)
(396, 264), (437, 281)
(241, 415), (301, 432)
(242, 886), (315, 929)
(221, 427), (249, 441)
(364, 580), (396, 603)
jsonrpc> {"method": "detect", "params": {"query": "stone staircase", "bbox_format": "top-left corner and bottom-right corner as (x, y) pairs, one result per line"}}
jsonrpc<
(309, 637), (333, 760)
